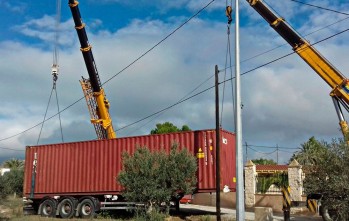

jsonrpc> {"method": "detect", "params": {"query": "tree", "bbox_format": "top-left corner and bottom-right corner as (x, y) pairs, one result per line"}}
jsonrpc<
(303, 139), (349, 219)
(117, 143), (197, 216)
(1, 159), (24, 197)
(289, 137), (327, 165)
(252, 158), (286, 194)
(252, 158), (277, 165)
(150, 122), (191, 134)
(2, 169), (24, 197)
(3, 159), (24, 170)
(0, 176), (5, 199)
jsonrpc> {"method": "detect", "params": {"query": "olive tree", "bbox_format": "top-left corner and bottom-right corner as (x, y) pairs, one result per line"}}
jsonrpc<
(150, 122), (191, 134)
(2, 169), (24, 197)
(117, 143), (197, 215)
(301, 138), (349, 220)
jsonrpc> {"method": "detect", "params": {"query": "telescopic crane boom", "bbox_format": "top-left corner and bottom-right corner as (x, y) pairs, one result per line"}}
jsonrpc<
(68, 0), (116, 139)
(246, 0), (349, 139)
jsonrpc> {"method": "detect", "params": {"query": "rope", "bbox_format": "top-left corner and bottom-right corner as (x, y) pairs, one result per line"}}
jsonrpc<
(53, 0), (61, 65)
(53, 0), (64, 142)
(54, 81), (64, 142)
(220, 0), (235, 129)
(37, 87), (54, 145)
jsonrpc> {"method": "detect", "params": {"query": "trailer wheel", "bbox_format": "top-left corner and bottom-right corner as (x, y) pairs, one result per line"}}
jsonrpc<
(79, 198), (96, 218)
(39, 199), (56, 217)
(58, 198), (76, 218)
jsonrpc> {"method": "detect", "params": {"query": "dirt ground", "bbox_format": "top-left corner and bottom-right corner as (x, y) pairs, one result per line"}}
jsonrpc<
(0, 197), (234, 221)
(0, 197), (322, 221)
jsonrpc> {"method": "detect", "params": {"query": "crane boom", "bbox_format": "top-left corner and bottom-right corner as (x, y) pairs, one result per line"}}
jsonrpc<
(246, 0), (349, 139)
(68, 0), (116, 139)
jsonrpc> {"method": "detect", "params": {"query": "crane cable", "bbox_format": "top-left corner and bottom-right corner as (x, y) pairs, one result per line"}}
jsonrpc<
(1, 2), (348, 143)
(37, 0), (64, 144)
(220, 0), (235, 130)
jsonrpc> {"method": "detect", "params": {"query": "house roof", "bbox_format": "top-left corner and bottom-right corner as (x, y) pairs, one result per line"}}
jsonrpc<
(256, 165), (288, 174)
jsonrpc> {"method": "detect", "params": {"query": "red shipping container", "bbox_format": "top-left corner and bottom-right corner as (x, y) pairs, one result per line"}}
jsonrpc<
(23, 129), (236, 199)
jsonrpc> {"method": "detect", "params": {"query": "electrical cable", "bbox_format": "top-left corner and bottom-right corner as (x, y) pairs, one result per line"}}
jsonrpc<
(287, 0), (349, 16)
(116, 85), (215, 132)
(248, 144), (300, 150)
(102, 0), (216, 87)
(0, 16), (348, 142)
(248, 146), (277, 155)
(0, 97), (85, 142)
(0, 0), (217, 142)
(235, 16), (349, 69)
(278, 149), (296, 154)
(125, 74), (214, 136)
(0, 146), (24, 152)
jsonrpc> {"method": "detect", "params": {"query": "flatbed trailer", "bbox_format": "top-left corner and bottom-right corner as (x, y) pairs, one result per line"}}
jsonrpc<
(23, 129), (236, 218)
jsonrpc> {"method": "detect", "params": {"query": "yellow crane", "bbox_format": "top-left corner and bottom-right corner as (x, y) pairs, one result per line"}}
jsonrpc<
(68, 0), (116, 139)
(246, 0), (349, 140)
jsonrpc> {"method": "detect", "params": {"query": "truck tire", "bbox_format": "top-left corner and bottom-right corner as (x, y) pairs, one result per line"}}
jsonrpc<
(39, 198), (56, 217)
(58, 197), (76, 218)
(79, 198), (96, 218)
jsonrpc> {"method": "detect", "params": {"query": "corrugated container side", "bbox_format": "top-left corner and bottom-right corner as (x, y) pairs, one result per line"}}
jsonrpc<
(24, 129), (236, 199)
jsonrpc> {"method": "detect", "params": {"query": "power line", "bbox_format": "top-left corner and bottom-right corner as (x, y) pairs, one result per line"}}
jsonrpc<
(0, 97), (85, 142)
(102, 0), (216, 86)
(125, 74), (214, 135)
(0, 146), (24, 152)
(288, 0), (349, 16)
(248, 146), (277, 155)
(119, 27), (349, 132)
(248, 144), (300, 150)
(0, 1), (216, 142)
(116, 84), (215, 132)
(1, 15), (348, 142)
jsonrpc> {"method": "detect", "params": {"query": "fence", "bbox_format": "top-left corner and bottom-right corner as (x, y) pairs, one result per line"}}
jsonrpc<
(256, 172), (288, 194)
(245, 159), (303, 209)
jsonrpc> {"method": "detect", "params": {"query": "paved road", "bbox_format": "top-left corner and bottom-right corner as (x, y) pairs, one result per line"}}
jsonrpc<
(179, 204), (323, 220)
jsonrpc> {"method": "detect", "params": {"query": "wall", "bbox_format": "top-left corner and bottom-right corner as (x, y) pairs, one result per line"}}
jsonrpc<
(255, 194), (283, 212)
(192, 192), (236, 209)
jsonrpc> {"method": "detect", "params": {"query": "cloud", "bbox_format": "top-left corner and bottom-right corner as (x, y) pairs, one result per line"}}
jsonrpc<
(13, 15), (76, 47)
(0, 1), (27, 13)
(0, 1), (348, 165)
(92, 0), (225, 12)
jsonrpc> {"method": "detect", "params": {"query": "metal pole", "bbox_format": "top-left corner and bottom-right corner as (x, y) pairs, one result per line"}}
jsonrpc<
(215, 65), (221, 221)
(277, 144), (279, 164)
(235, 0), (245, 220)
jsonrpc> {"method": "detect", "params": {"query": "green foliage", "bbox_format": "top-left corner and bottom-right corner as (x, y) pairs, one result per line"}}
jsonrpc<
(133, 209), (167, 221)
(1, 169), (24, 197)
(117, 143), (197, 215)
(290, 137), (327, 165)
(303, 138), (349, 218)
(256, 173), (288, 193)
(150, 122), (191, 134)
(3, 159), (24, 170)
(252, 158), (277, 165)
(0, 175), (6, 199)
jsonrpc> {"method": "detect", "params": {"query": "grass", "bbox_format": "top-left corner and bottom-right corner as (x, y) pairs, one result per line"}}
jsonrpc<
(0, 197), (238, 221)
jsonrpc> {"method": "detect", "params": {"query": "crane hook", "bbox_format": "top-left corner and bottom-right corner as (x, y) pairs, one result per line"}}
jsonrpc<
(52, 64), (59, 82)
(226, 6), (233, 24)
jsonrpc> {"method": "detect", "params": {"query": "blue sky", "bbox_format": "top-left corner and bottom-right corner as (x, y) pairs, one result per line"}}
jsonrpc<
(0, 0), (349, 165)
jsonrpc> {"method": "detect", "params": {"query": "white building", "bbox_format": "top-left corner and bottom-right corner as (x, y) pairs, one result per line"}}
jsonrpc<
(0, 168), (10, 176)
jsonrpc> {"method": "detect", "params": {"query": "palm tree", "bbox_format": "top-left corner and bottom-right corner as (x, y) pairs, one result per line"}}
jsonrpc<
(3, 158), (24, 169)
(290, 137), (327, 166)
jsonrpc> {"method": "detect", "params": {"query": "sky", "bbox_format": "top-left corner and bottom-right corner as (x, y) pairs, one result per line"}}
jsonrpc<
(0, 0), (348, 165)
